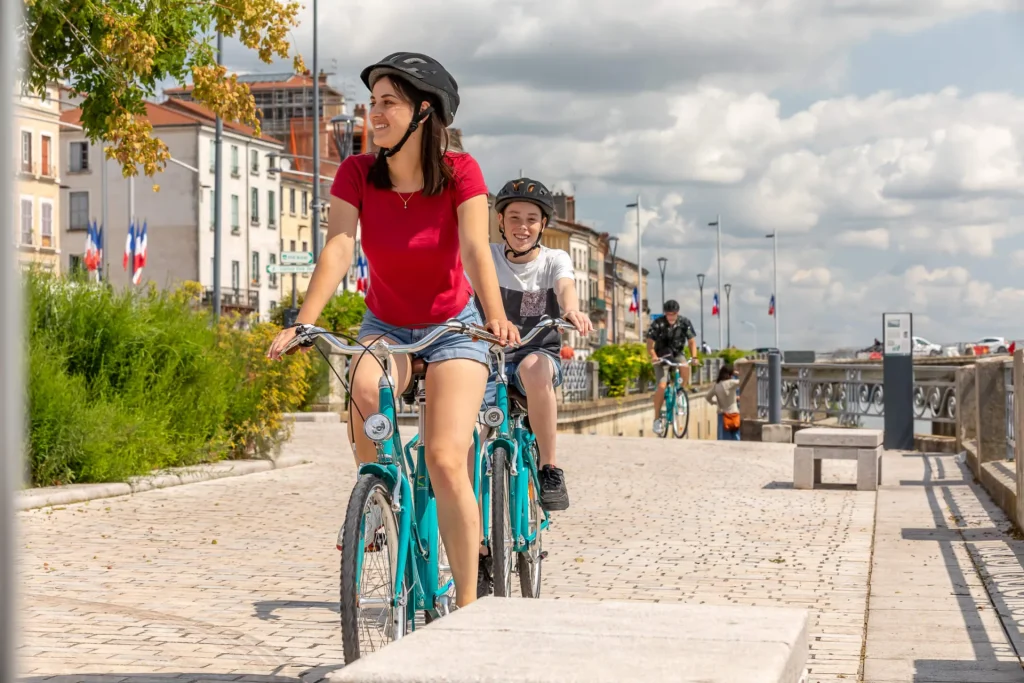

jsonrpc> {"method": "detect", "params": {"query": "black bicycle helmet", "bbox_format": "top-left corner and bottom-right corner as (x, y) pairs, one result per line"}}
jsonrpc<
(663, 299), (680, 313)
(360, 52), (460, 126)
(494, 177), (555, 220)
(495, 177), (555, 258)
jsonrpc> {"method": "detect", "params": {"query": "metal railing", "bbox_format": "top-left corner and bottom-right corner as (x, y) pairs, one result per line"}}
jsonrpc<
(1006, 364), (1015, 462)
(755, 362), (958, 426)
(560, 360), (593, 403)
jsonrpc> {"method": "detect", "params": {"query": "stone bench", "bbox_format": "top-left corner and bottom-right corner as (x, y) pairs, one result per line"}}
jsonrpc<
(793, 427), (883, 491)
(330, 597), (809, 683)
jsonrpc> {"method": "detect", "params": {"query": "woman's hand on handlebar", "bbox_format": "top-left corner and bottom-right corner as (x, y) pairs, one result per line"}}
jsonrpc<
(485, 317), (521, 346)
(266, 325), (309, 361)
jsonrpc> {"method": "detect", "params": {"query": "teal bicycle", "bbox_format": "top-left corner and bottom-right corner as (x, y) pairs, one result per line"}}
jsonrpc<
(286, 320), (502, 663)
(480, 317), (575, 598)
(653, 355), (697, 439)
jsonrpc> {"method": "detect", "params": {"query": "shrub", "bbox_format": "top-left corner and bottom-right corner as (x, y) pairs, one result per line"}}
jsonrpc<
(26, 272), (312, 486)
(589, 343), (654, 397)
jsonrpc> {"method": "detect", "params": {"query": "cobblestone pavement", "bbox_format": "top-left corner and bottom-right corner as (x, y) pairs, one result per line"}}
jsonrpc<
(18, 423), (875, 682)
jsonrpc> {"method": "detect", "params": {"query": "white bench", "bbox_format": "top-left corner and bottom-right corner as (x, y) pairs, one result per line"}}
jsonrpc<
(793, 427), (882, 491)
(330, 597), (809, 683)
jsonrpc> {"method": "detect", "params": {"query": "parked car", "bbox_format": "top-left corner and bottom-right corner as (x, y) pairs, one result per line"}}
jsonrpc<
(912, 337), (943, 356)
(969, 337), (1009, 355)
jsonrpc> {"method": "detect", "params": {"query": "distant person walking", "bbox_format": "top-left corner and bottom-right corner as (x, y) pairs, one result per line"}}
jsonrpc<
(559, 343), (575, 361)
(707, 364), (741, 441)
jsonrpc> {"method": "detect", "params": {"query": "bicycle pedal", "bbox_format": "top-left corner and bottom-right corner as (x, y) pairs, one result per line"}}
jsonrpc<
(538, 551), (548, 561)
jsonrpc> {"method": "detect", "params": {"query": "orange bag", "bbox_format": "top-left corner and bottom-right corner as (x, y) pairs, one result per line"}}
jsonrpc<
(722, 412), (741, 432)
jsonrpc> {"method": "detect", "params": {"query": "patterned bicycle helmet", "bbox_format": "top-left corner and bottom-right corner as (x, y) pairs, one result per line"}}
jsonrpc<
(494, 177), (555, 220)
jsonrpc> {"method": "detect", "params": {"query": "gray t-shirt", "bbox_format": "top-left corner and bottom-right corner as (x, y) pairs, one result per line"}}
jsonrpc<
(479, 244), (575, 364)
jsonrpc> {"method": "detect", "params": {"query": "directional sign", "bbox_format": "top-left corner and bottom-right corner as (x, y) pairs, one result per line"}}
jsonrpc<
(280, 251), (314, 265)
(267, 263), (316, 274)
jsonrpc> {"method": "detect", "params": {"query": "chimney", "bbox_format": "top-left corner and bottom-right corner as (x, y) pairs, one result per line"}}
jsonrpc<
(552, 192), (575, 223)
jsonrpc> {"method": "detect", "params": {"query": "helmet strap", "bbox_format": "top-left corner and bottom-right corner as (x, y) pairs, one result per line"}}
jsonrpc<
(383, 103), (435, 158)
(500, 226), (545, 259)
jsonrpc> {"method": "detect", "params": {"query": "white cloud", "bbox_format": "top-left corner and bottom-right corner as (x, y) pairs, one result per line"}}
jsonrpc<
(791, 268), (833, 288)
(837, 228), (890, 249)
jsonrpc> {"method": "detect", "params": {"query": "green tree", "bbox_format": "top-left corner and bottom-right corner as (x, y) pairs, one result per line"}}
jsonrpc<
(21, 0), (305, 177)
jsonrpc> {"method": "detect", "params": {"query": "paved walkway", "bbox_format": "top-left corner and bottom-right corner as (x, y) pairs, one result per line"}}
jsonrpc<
(14, 423), (1024, 682)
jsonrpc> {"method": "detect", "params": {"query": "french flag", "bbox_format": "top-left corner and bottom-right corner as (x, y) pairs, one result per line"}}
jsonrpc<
(123, 220), (135, 271)
(355, 255), (368, 295)
(132, 221), (148, 285)
(84, 220), (101, 271)
(769, 294), (775, 317)
(712, 292), (720, 316)
(629, 287), (639, 314)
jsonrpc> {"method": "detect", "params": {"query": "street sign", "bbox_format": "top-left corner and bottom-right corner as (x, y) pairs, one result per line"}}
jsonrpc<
(280, 251), (313, 265)
(267, 263), (315, 274)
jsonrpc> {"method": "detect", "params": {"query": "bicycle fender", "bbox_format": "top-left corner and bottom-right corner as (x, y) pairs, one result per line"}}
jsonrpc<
(358, 463), (399, 490)
(487, 436), (517, 458)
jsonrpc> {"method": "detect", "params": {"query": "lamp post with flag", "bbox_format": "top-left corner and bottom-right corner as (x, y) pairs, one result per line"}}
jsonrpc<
(766, 231), (779, 349)
(629, 285), (640, 338)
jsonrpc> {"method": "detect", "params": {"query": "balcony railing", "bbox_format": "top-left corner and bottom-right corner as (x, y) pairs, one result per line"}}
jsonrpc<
(201, 288), (259, 312)
(589, 258), (599, 273)
(590, 297), (606, 311)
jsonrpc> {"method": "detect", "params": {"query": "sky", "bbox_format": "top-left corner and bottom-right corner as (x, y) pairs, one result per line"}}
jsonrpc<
(212, 0), (1024, 351)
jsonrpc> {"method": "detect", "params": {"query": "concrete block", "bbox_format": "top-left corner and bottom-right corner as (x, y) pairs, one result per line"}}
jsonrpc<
(762, 424), (793, 443)
(330, 598), (809, 683)
(793, 447), (819, 489)
(856, 446), (882, 491)
(794, 427), (882, 448)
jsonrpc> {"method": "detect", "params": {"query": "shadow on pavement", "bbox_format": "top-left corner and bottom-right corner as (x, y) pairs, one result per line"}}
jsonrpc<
(21, 667), (345, 683)
(252, 600), (339, 622)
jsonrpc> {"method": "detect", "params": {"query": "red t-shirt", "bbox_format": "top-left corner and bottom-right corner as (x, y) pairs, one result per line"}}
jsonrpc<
(330, 152), (488, 327)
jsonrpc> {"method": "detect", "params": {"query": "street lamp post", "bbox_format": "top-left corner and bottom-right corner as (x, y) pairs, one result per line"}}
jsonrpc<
(708, 215), (723, 351)
(212, 30), (223, 321)
(625, 195), (643, 339)
(724, 283), (732, 349)
(766, 231), (779, 349)
(657, 257), (667, 311)
(609, 236), (619, 344)
(310, 0), (323, 262)
(697, 273), (705, 349)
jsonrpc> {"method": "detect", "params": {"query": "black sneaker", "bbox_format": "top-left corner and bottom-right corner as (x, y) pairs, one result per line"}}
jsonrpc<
(477, 549), (493, 598)
(538, 465), (570, 511)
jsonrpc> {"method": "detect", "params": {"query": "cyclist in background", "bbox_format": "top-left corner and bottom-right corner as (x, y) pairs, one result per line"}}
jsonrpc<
(646, 300), (698, 434)
(266, 52), (518, 609)
(482, 177), (592, 511)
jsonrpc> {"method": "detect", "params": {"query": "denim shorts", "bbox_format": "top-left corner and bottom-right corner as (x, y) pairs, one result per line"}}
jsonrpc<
(357, 298), (490, 366)
(482, 350), (563, 407)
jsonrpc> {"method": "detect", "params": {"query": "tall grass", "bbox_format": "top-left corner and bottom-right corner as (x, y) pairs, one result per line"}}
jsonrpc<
(26, 272), (311, 486)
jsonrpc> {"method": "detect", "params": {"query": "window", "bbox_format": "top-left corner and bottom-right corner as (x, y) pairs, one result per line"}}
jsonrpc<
(231, 261), (240, 291)
(230, 146), (239, 176)
(40, 135), (52, 176)
(69, 192), (89, 231)
(250, 149), (259, 174)
(20, 198), (32, 244)
(302, 240), (308, 252)
(251, 251), (260, 285)
(268, 191), (276, 227)
(302, 191), (308, 216)
(209, 189), (215, 228)
(69, 254), (83, 274)
(209, 140), (216, 173)
(250, 188), (259, 223)
(230, 195), (239, 231)
(268, 253), (278, 287)
(69, 141), (89, 172)
(290, 240), (296, 251)
(20, 131), (31, 172)
(289, 188), (296, 214)
(40, 201), (53, 247)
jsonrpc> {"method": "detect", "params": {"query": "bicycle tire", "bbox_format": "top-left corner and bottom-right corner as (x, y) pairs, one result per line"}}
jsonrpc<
(672, 388), (690, 439)
(340, 474), (406, 663)
(490, 445), (515, 597)
(518, 452), (543, 598)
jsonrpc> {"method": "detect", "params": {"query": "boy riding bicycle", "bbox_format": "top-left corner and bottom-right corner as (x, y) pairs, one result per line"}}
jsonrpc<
(481, 177), (592, 512)
(646, 300), (699, 435)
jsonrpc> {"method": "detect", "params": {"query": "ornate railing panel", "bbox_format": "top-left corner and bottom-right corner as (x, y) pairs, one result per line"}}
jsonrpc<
(755, 363), (957, 427)
(561, 360), (593, 403)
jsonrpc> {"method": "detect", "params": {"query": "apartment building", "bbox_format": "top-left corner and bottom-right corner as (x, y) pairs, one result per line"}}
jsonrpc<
(14, 81), (62, 272)
(59, 100), (284, 320)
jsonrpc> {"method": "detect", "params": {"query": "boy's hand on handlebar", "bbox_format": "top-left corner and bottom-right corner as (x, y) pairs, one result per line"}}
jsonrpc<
(485, 318), (520, 346)
(564, 310), (592, 335)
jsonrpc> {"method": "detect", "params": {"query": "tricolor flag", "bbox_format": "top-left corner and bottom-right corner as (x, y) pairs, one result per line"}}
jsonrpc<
(769, 294), (775, 317)
(712, 292), (720, 316)
(123, 220), (135, 271)
(132, 221), (148, 285)
(84, 220), (102, 272)
(355, 254), (368, 295)
(629, 286), (639, 314)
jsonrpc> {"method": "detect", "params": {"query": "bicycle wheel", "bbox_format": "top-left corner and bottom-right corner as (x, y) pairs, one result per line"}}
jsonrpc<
(671, 388), (690, 438)
(518, 445), (543, 598)
(490, 445), (515, 597)
(657, 391), (671, 439)
(340, 474), (406, 663)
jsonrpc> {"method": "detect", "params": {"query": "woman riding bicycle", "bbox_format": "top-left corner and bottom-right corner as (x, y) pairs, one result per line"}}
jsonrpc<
(267, 52), (519, 609)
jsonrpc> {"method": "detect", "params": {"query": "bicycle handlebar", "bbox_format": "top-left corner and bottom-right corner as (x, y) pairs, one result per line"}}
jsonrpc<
(654, 356), (699, 368)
